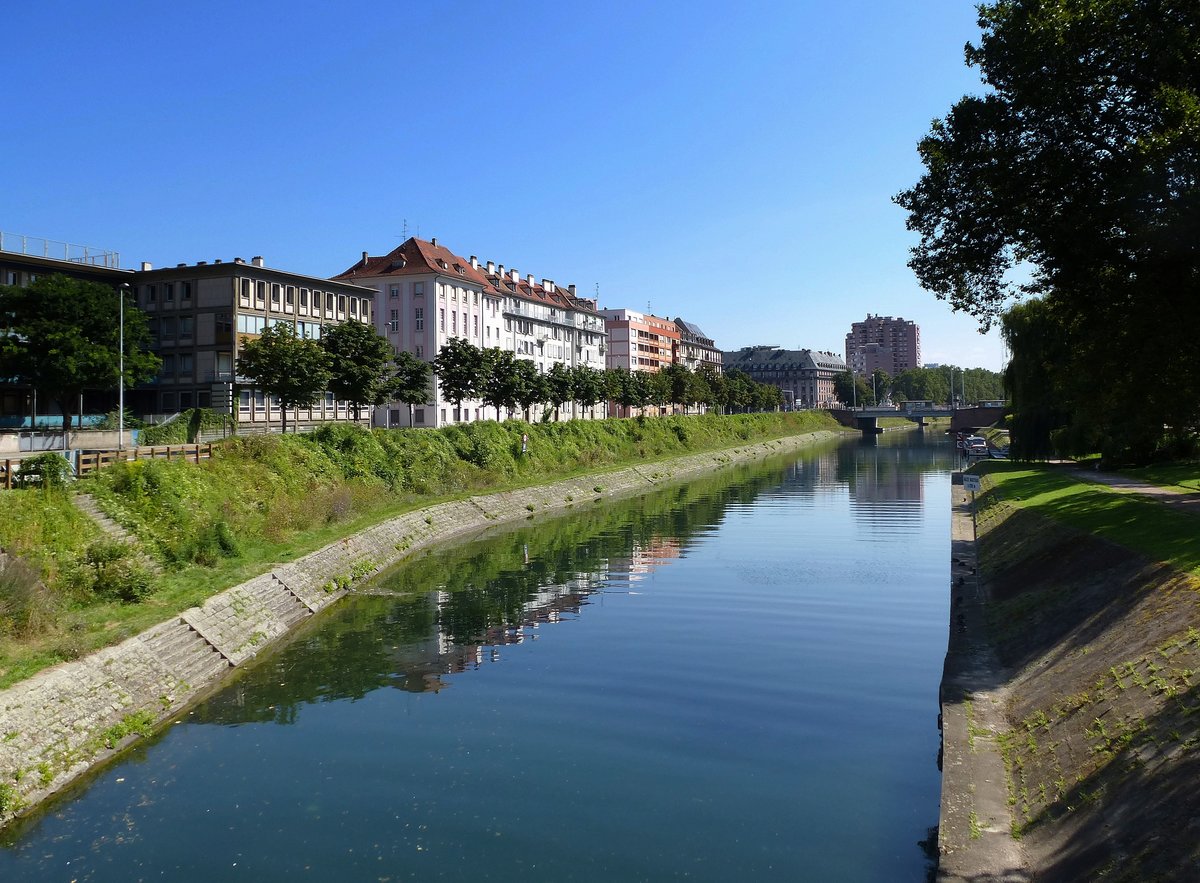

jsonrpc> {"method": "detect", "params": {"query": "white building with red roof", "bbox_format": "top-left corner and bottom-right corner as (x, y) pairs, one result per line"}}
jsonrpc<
(335, 237), (606, 427)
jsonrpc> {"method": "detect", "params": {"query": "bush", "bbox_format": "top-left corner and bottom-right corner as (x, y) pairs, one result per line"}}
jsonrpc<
(17, 453), (73, 489)
(0, 554), (59, 638)
(81, 540), (154, 602)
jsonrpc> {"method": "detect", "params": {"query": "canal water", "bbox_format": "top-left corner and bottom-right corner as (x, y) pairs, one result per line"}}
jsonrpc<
(0, 431), (955, 881)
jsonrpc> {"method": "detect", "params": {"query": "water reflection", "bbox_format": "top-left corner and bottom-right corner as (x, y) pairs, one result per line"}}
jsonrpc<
(1, 431), (955, 882)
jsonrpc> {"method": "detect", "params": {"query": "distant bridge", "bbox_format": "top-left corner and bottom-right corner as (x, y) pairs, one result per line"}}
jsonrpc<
(825, 404), (1005, 436)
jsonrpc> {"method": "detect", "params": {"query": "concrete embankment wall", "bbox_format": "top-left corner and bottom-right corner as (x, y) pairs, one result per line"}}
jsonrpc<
(0, 431), (838, 825)
(936, 476), (1200, 882)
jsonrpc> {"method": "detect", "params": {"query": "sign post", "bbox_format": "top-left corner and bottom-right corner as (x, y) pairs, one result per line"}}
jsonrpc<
(962, 473), (981, 539)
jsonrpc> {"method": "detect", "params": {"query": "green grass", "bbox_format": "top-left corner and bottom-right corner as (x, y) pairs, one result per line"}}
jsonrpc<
(976, 463), (1200, 576)
(1116, 462), (1200, 495)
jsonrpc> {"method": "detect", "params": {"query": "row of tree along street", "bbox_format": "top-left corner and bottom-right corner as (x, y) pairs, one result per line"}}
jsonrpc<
(832, 366), (1005, 409)
(237, 329), (786, 430)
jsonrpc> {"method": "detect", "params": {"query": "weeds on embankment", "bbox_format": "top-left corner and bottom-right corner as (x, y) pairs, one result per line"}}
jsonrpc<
(0, 412), (839, 687)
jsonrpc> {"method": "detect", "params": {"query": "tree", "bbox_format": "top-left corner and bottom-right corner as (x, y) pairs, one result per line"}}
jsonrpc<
(570, 365), (606, 418)
(512, 359), (545, 422)
(543, 363), (575, 421)
(664, 364), (692, 414)
(389, 350), (432, 427)
(724, 370), (754, 413)
(833, 371), (870, 408)
(236, 322), (332, 434)
(895, 0), (1200, 461)
(320, 320), (394, 422)
(480, 348), (520, 421)
(0, 275), (158, 437)
(433, 338), (484, 414)
(696, 365), (724, 414)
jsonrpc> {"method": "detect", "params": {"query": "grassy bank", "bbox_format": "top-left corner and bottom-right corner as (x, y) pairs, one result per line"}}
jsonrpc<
(0, 411), (839, 686)
(969, 461), (1200, 880)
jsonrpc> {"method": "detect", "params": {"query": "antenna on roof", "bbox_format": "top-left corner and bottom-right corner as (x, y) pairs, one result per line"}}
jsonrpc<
(402, 219), (408, 239)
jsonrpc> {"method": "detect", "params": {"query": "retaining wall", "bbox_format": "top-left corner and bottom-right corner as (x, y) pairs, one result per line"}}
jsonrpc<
(0, 431), (838, 825)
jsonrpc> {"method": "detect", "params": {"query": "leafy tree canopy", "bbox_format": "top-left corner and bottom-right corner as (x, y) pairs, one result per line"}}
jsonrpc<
(0, 274), (158, 434)
(896, 0), (1200, 460)
(433, 338), (484, 408)
(321, 320), (395, 421)
(236, 322), (331, 433)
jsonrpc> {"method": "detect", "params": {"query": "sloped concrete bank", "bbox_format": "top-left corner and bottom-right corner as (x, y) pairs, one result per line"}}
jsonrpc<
(936, 475), (1200, 882)
(0, 430), (839, 826)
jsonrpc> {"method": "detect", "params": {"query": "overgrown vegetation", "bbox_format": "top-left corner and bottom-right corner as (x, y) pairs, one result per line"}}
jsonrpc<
(0, 412), (839, 686)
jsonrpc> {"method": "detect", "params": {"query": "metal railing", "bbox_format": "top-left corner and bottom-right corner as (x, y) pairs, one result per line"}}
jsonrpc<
(0, 231), (121, 268)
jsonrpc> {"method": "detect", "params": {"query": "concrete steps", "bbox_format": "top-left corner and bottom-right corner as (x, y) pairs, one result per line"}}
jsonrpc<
(137, 620), (231, 690)
(71, 493), (163, 574)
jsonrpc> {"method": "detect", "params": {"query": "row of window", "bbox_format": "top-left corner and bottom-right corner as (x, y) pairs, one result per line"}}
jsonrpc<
(142, 282), (193, 304)
(234, 315), (325, 339)
(236, 279), (371, 321)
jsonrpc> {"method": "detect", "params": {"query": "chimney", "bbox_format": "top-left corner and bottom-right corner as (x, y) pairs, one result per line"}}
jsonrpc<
(470, 255), (479, 268)
(511, 269), (520, 283)
(214, 259), (222, 264)
(527, 274), (535, 286)
(431, 237), (437, 246)
(252, 256), (264, 267)
(486, 261), (495, 274)
(361, 251), (369, 265)
(233, 257), (245, 264)
(541, 278), (553, 290)
(568, 284), (576, 296)
(176, 262), (186, 268)
(197, 261), (207, 266)
(497, 264), (505, 277)
(140, 261), (153, 271)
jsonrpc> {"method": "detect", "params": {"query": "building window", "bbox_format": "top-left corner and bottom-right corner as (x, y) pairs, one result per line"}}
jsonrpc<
(440, 408), (446, 423)
(146, 284), (157, 303)
(161, 392), (176, 411)
(181, 281), (192, 301)
(415, 408), (425, 425)
(414, 282), (424, 297)
(451, 312), (457, 334)
(164, 283), (174, 302)
(255, 281), (265, 305)
(300, 288), (309, 311)
(390, 285), (399, 299)
(414, 344), (423, 358)
(160, 354), (175, 377)
(179, 391), (193, 409)
(285, 286), (295, 308)
(439, 308), (445, 332)
(415, 307), (424, 331)
(179, 316), (194, 338)
(239, 390), (251, 412)
(389, 409), (400, 425)
(338, 295), (347, 314)
(473, 315), (478, 336)
(312, 291), (322, 312)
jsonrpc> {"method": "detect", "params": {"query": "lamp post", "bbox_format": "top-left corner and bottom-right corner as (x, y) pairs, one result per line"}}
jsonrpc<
(118, 283), (129, 452)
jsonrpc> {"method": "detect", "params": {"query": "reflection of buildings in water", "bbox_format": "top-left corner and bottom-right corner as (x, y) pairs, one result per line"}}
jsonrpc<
(391, 574), (605, 693)
(604, 537), (682, 583)
(848, 449), (924, 504)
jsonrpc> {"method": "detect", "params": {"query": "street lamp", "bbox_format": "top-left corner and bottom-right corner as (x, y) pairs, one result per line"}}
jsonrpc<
(118, 283), (129, 452)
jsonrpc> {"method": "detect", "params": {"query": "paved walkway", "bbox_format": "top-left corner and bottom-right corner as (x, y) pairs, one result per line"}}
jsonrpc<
(1067, 468), (1200, 515)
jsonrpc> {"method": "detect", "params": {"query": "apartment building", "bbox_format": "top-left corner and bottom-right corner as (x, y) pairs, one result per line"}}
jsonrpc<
(335, 237), (606, 427)
(598, 309), (680, 374)
(845, 315), (921, 378)
(672, 318), (722, 373)
(133, 256), (376, 430)
(722, 346), (845, 409)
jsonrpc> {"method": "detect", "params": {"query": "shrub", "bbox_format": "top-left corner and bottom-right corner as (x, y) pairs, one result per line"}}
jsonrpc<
(81, 540), (154, 602)
(17, 453), (73, 489)
(0, 554), (58, 638)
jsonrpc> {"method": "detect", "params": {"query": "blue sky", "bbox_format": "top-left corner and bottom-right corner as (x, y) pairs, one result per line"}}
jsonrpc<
(4, 0), (1005, 370)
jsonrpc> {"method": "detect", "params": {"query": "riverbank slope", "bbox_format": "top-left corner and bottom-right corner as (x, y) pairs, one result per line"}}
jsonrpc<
(938, 464), (1200, 882)
(0, 428), (841, 827)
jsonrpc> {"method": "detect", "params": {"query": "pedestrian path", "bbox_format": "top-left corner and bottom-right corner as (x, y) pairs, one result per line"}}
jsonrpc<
(1067, 468), (1200, 516)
